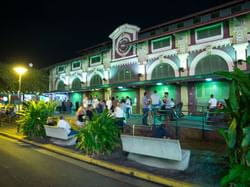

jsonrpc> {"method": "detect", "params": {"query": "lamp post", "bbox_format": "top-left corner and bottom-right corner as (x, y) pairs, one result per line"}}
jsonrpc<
(14, 67), (27, 108)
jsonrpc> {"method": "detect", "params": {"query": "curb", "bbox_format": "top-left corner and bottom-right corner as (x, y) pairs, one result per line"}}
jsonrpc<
(0, 132), (199, 187)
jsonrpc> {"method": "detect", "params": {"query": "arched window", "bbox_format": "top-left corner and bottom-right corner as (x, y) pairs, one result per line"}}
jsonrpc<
(195, 55), (228, 75)
(71, 78), (81, 90)
(151, 63), (175, 80)
(90, 74), (102, 86)
(114, 69), (133, 82)
(57, 80), (65, 91)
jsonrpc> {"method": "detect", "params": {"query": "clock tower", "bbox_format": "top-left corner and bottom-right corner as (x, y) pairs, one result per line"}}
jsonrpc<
(109, 24), (140, 60)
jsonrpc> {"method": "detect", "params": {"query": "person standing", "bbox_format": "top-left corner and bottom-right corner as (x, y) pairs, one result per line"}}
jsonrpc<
(142, 92), (150, 125)
(106, 97), (112, 111)
(61, 100), (66, 114)
(208, 94), (217, 111)
(86, 104), (94, 121)
(82, 96), (88, 108)
(75, 101), (79, 112)
(125, 96), (132, 118)
(151, 90), (161, 115)
(162, 92), (169, 105)
(92, 96), (99, 109)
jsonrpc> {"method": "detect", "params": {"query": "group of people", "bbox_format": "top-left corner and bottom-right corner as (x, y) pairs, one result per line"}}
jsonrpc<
(52, 93), (225, 139)
(61, 99), (73, 113)
(50, 95), (133, 136)
(142, 90), (179, 126)
(72, 95), (134, 128)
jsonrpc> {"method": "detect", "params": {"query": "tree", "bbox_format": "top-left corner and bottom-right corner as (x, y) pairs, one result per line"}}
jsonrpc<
(21, 68), (49, 93)
(0, 63), (48, 93)
(0, 63), (17, 91)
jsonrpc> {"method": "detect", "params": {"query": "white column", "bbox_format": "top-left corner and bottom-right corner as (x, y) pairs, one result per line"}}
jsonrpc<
(82, 72), (87, 85)
(104, 70), (109, 80)
(233, 42), (248, 61)
(178, 53), (189, 69)
(178, 53), (189, 76)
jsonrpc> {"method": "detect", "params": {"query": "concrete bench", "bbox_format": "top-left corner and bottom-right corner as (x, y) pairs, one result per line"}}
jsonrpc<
(44, 125), (77, 146)
(120, 135), (191, 171)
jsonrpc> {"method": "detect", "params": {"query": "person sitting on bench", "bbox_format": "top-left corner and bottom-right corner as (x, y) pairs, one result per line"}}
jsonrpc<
(57, 115), (78, 136)
(113, 102), (126, 131)
(152, 123), (169, 138)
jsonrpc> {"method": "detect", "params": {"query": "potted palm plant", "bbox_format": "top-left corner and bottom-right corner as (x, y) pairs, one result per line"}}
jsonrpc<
(16, 100), (57, 140)
(76, 110), (120, 156)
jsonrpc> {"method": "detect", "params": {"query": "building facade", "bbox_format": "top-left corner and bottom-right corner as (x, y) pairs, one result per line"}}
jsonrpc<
(48, 0), (250, 114)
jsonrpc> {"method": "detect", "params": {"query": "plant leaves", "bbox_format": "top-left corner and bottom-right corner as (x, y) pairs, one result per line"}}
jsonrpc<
(227, 118), (237, 149)
(220, 164), (242, 186)
(246, 150), (250, 166)
(76, 110), (120, 155)
(241, 127), (250, 147)
(229, 80), (239, 113)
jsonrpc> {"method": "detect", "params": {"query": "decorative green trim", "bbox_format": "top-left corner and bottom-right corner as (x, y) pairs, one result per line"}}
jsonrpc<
(196, 22), (222, 32)
(57, 65), (65, 74)
(71, 60), (81, 70)
(152, 36), (171, 51)
(195, 22), (223, 42)
(90, 55), (102, 65)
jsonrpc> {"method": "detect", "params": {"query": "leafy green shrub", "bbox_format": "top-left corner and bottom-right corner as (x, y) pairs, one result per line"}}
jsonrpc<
(76, 111), (120, 155)
(216, 60), (250, 186)
(16, 100), (56, 139)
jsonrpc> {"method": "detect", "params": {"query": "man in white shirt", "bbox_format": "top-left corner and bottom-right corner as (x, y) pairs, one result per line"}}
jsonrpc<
(151, 90), (161, 107)
(92, 96), (99, 109)
(208, 94), (217, 110)
(82, 96), (88, 108)
(114, 102), (126, 131)
(125, 96), (132, 118)
(57, 115), (78, 136)
(106, 97), (112, 111)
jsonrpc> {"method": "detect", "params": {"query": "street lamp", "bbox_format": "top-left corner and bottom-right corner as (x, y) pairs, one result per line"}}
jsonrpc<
(14, 67), (27, 107)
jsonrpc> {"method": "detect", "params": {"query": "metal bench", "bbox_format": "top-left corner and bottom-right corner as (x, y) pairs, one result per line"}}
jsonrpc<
(44, 125), (77, 146)
(121, 134), (191, 170)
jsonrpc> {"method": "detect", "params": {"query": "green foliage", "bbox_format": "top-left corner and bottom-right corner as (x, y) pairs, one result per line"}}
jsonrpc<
(0, 63), (48, 92)
(216, 59), (250, 186)
(76, 111), (120, 155)
(220, 165), (250, 187)
(0, 63), (17, 91)
(46, 101), (58, 116)
(21, 68), (49, 92)
(16, 100), (56, 138)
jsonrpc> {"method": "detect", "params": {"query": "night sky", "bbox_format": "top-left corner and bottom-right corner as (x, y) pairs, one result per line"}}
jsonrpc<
(0, 0), (232, 68)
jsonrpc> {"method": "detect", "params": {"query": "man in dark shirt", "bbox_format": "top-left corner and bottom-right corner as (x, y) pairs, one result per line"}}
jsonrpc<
(86, 104), (93, 121)
(153, 124), (169, 138)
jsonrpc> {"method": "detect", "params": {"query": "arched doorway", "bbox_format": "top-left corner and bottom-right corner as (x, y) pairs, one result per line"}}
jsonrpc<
(57, 80), (65, 91)
(151, 63), (175, 80)
(195, 55), (229, 75)
(90, 74), (103, 87)
(71, 78), (81, 90)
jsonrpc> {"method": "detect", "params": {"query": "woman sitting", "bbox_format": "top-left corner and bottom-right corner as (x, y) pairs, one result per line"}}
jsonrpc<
(76, 105), (86, 127)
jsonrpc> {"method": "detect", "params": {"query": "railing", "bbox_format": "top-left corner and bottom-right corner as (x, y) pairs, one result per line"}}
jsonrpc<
(126, 104), (229, 140)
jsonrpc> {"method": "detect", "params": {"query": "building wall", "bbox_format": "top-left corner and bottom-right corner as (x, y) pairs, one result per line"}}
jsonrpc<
(48, 1), (250, 113)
